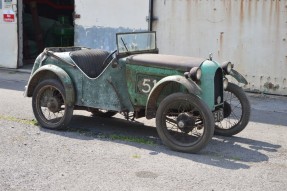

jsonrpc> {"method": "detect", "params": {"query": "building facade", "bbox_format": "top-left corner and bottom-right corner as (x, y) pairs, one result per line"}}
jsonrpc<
(0, 0), (286, 95)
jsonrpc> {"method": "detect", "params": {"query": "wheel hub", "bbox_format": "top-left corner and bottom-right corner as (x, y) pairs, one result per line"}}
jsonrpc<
(177, 113), (196, 133)
(47, 97), (61, 113)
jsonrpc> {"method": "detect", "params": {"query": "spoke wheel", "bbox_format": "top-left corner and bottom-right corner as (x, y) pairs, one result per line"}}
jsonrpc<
(90, 109), (117, 118)
(215, 83), (250, 136)
(156, 93), (214, 153)
(32, 79), (73, 130)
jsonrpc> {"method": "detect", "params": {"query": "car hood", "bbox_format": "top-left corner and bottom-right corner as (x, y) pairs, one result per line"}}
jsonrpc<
(126, 54), (206, 71)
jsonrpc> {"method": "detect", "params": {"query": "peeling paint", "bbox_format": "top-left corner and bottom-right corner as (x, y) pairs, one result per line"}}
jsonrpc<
(153, 0), (287, 95)
(264, 82), (280, 91)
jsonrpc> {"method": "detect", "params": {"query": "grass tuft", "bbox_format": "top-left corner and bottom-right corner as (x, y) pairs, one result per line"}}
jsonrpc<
(109, 134), (155, 145)
(0, 115), (38, 126)
(0, 115), (156, 146)
(132, 154), (141, 159)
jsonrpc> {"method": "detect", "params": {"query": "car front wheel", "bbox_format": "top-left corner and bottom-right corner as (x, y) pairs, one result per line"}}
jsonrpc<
(215, 83), (251, 136)
(32, 79), (73, 130)
(156, 93), (214, 153)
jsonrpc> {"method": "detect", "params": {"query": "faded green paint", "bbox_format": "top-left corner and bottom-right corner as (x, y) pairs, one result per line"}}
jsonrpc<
(200, 60), (221, 110)
(80, 60), (134, 111)
(45, 54), (83, 104)
(30, 52), (46, 74)
(46, 52), (133, 111)
(26, 50), (134, 112)
(145, 75), (202, 119)
(123, 58), (184, 107)
(26, 46), (224, 115)
(26, 64), (76, 106)
(124, 56), (222, 111)
(230, 69), (248, 85)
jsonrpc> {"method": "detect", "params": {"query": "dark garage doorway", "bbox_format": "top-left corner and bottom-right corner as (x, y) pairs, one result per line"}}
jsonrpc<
(22, 0), (75, 65)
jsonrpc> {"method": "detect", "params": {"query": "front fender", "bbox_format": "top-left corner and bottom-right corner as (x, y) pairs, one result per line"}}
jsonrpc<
(25, 64), (75, 106)
(145, 75), (201, 119)
(229, 69), (248, 85)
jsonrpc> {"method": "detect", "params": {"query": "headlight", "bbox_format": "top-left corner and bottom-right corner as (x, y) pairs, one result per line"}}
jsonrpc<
(223, 78), (229, 90)
(196, 68), (202, 80)
(189, 67), (201, 81)
(222, 61), (233, 74)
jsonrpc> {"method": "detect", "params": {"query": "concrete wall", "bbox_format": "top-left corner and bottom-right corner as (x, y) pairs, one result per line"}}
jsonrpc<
(74, 0), (149, 51)
(153, 0), (287, 95)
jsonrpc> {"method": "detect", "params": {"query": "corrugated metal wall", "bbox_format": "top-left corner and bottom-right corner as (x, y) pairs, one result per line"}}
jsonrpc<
(153, 0), (287, 95)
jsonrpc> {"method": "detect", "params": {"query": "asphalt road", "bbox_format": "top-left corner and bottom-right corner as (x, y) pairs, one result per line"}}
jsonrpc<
(0, 69), (286, 191)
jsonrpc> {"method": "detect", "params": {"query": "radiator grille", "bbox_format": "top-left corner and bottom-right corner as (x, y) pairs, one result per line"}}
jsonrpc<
(214, 68), (223, 105)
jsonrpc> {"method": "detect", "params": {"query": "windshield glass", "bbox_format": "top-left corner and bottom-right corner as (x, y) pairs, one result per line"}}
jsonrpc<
(116, 32), (156, 54)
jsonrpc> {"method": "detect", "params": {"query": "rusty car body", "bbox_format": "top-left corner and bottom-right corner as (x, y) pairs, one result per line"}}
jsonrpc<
(25, 31), (250, 153)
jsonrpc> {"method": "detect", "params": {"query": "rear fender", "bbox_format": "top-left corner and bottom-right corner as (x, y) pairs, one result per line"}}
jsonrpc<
(25, 64), (75, 106)
(229, 69), (248, 85)
(145, 75), (201, 119)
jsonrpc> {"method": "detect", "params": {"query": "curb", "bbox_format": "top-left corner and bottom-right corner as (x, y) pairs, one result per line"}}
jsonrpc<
(247, 93), (287, 114)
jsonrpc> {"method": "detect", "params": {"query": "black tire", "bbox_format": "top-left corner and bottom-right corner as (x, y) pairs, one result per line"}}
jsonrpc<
(90, 109), (117, 118)
(215, 83), (250, 136)
(156, 93), (214, 153)
(32, 79), (73, 130)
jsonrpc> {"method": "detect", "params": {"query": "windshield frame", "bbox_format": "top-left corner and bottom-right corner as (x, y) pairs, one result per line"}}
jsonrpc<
(116, 31), (158, 58)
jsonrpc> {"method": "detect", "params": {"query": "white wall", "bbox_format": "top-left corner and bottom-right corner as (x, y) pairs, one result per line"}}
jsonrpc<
(153, 0), (287, 95)
(0, 0), (18, 68)
(74, 0), (149, 51)
(75, 0), (149, 29)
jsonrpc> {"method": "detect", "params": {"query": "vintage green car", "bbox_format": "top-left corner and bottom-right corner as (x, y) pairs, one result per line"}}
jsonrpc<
(25, 31), (250, 153)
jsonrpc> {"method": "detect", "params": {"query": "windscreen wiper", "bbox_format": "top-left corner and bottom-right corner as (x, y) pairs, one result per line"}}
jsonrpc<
(121, 37), (129, 52)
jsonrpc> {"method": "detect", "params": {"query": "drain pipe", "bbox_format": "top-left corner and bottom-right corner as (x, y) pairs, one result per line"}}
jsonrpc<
(148, 0), (157, 31)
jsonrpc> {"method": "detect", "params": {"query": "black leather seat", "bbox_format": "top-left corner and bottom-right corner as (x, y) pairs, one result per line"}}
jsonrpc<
(70, 49), (110, 78)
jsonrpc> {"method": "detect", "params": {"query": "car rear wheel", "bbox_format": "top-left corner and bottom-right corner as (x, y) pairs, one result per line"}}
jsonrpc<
(32, 79), (73, 130)
(156, 93), (214, 153)
(215, 83), (250, 136)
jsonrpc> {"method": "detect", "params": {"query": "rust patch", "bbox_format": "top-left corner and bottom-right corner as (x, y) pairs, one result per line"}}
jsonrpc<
(264, 82), (279, 90)
(248, 0), (252, 18)
(269, 0), (274, 26)
(255, 0), (258, 17)
(240, 0), (244, 23)
(219, 32), (224, 59)
(224, 0), (232, 24)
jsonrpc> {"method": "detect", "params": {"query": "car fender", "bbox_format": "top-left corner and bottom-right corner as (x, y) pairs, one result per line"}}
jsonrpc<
(229, 69), (248, 85)
(145, 75), (201, 119)
(25, 64), (75, 106)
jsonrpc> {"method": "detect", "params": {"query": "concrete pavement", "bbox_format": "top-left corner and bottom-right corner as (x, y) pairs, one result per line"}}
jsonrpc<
(0, 66), (286, 191)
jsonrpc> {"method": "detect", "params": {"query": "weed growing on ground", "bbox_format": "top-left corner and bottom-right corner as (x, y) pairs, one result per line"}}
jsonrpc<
(109, 134), (155, 145)
(0, 115), (38, 126)
(0, 115), (156, 146)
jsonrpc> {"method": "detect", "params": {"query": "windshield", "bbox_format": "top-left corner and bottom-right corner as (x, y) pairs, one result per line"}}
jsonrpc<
(116, 32), (157, 54)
